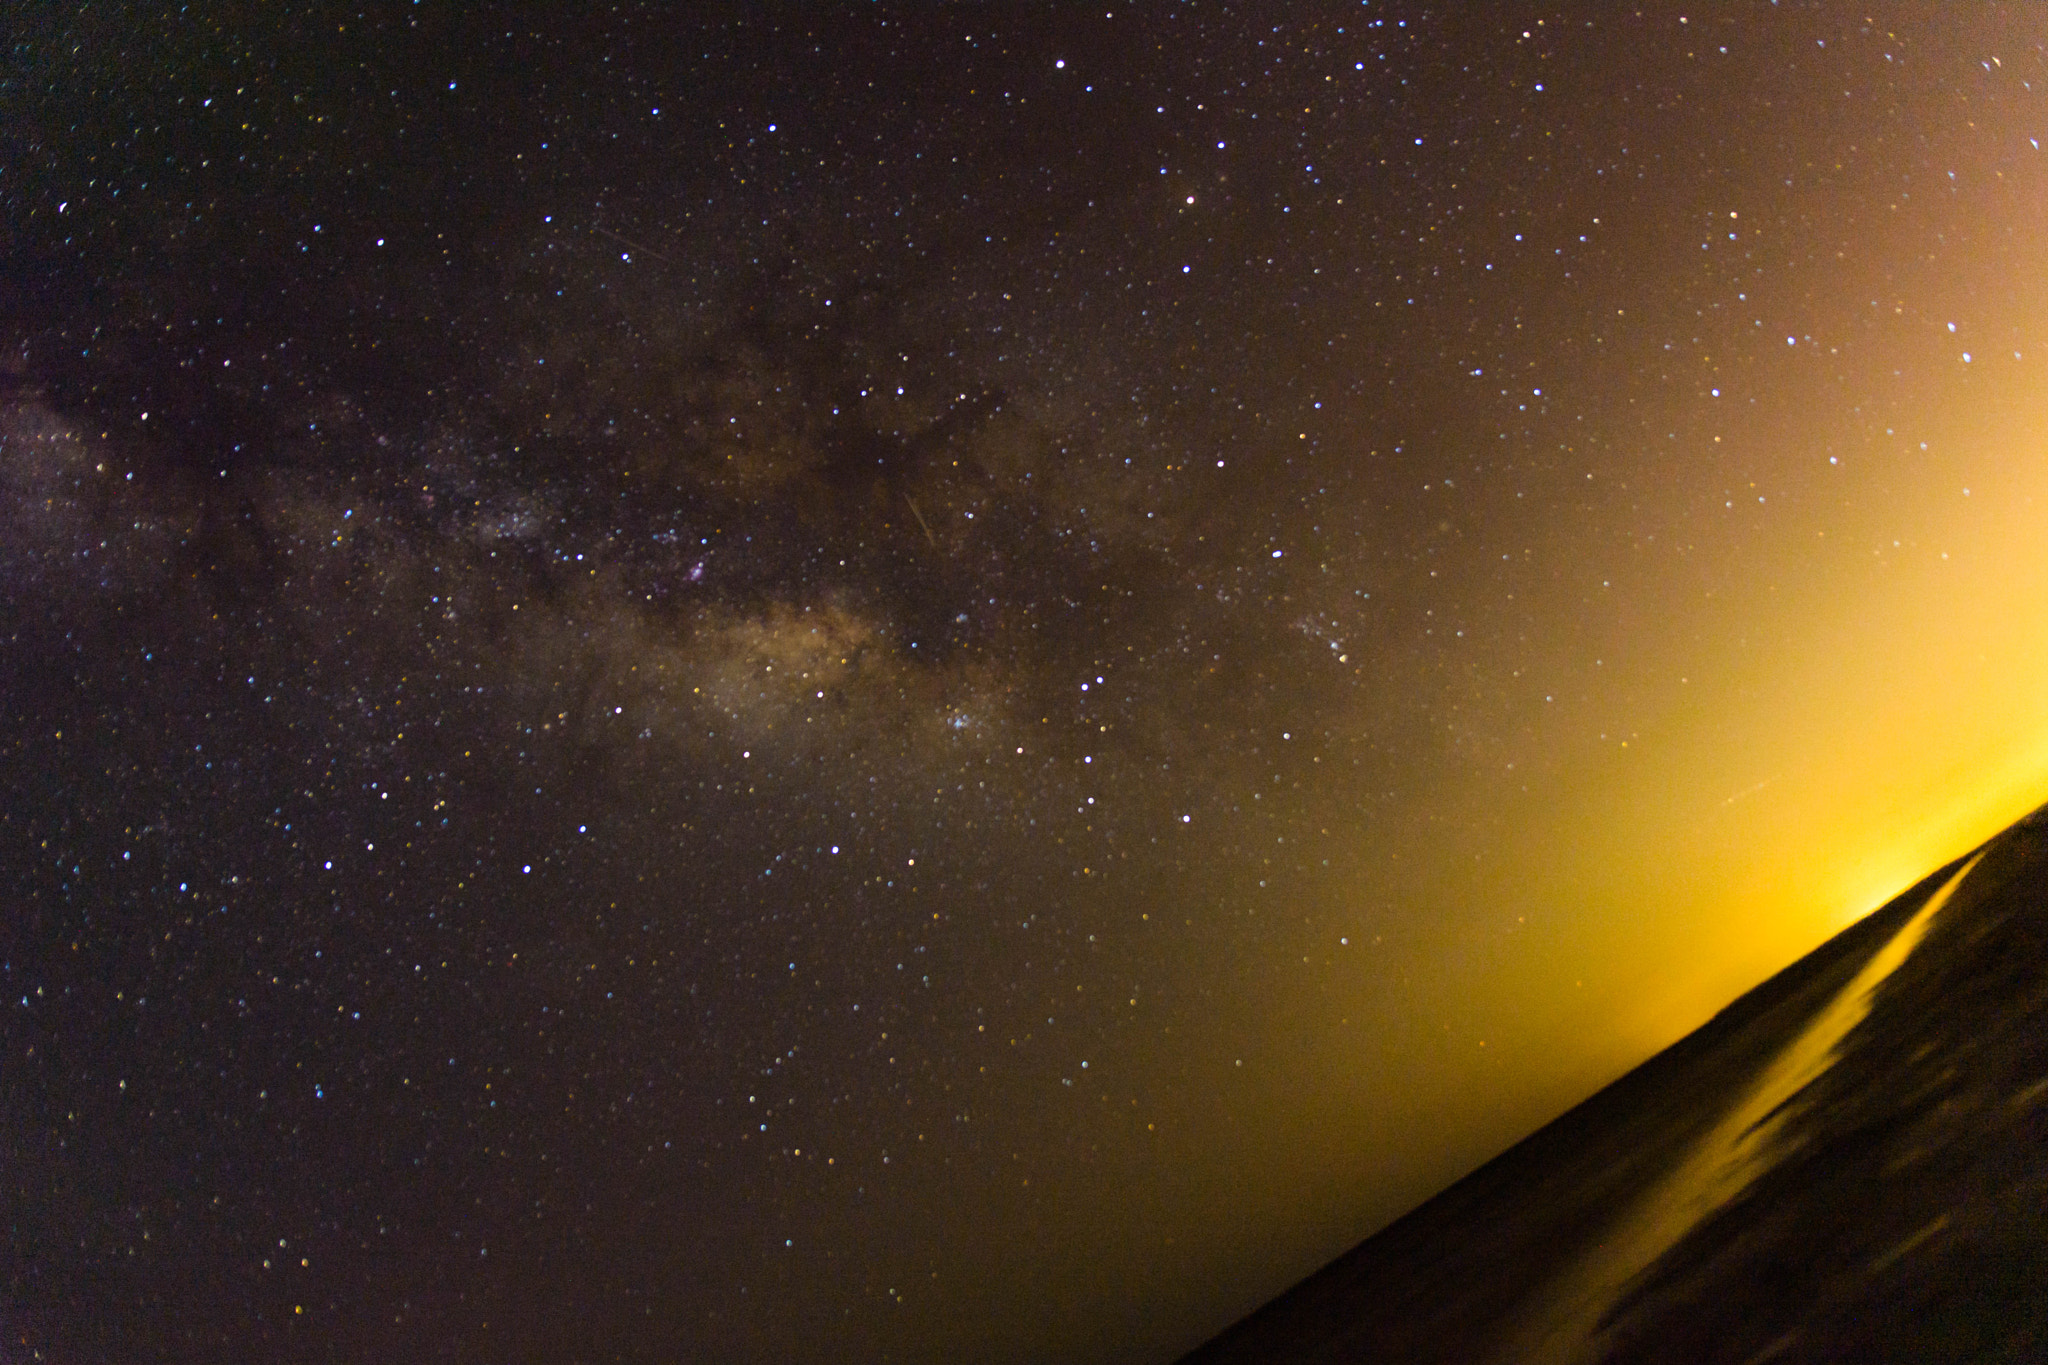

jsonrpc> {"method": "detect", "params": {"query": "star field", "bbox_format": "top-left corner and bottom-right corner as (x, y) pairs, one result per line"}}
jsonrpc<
(5, 4), (2048, 1362)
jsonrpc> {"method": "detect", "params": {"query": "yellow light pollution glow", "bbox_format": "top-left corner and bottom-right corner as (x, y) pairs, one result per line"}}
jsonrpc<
(1164, 33), (2048, 1324)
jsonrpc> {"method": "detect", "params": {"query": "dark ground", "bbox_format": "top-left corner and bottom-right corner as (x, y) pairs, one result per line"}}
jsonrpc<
(1180, 806), (2048, 1364)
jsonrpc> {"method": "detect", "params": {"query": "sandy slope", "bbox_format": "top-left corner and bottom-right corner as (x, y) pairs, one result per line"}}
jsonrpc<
(1180, 806), (2048, 1363)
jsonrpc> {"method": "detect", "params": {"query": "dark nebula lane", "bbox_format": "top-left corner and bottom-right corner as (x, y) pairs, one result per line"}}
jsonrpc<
(4, 4), (2048, 1362)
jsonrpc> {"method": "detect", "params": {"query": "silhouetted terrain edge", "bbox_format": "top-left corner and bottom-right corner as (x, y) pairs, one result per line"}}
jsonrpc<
(1180, 805), (2048, 1363)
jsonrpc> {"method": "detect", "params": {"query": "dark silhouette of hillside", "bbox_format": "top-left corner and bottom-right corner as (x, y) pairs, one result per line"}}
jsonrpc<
(1182, 806), (2048, 1363)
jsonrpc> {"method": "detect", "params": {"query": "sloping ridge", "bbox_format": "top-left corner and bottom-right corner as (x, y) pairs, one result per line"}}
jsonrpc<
(1179, 804), (2048, 1364)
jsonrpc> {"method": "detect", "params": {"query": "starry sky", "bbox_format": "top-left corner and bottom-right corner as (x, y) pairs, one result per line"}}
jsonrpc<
(4, 3), (2047, 1361)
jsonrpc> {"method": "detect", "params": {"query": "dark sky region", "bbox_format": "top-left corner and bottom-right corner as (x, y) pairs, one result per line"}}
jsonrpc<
(3, 4), (2047, 1361)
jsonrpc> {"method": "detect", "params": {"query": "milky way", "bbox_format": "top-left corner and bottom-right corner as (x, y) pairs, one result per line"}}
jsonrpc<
(6, 5), (2048, 1361)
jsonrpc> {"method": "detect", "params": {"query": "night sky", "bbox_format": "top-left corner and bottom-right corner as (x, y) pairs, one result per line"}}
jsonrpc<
(5, 4), (2048, 1361)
